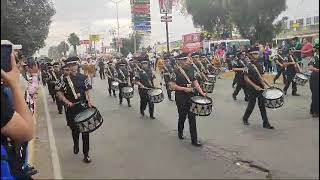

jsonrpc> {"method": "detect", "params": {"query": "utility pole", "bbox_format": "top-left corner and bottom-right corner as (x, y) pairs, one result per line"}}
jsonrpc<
(165, 13), (170, 54)
(116, 2), (121, 53)
(133, 31), (137, 53)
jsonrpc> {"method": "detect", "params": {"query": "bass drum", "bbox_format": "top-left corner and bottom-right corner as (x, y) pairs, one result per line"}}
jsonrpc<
(190, 96), (213, 116)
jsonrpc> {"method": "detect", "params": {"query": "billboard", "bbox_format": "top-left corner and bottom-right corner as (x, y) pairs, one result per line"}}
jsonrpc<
(89, 35), (100, 42)
(182, 33), (200, 44)
(80, 40), (90, 45)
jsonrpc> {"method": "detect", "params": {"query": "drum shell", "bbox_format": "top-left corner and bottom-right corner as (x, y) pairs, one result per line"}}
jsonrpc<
(293, 73), (309, 86)
(74, 107), (104, 133)
(189, 96), (213, 116)
(201, 82), (214, 93)
(263, 87), (285, 109)
(147, 88), (164, 103)
(207, 75), (216, 83)
(121, 87), (134, 99)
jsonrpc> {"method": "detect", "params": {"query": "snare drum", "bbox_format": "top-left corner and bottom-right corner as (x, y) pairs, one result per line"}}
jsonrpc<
(122, 86), (134, 99)
(190, 96), (213, 116)
(262, 87), (284, 109)
(201, 81), (214, 93)
(74, 107), (104, 133)
(147, 88), (164, 103)
(293, 73), (309, 86)
(111, 81), (119, 91)
(207, 74), (216, 83)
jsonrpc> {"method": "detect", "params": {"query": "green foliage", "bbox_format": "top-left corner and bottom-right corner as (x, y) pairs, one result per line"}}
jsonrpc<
(48, 46), (60, 60)
(57, 41), (69, 57)
(180, 0), (286, 44)
(68, 33), (80, 55)
(1, 0), (55, 56)
(111, 33), (143, 56)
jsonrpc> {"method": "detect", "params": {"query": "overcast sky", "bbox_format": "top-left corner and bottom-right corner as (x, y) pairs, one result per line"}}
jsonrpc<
(38, 0), (319, 55)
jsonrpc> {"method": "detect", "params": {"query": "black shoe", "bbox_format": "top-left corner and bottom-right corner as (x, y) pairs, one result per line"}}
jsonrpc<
(128, 104), (131, 107)
(191, 141), (202, 147)
(114, 94), (117, 98)
(59, 111), (63, 114)
(263, 123), (275, 129)
(169, 98), (173, 101)
(273, 80), (276, 84)
(73, 145), (79, 154)
(141, 111), (145, 116)
(178, 134), (185, 140)
(232, 95), (237, 100)
(243, 120), (250, 126)
(292, 93), (300, 96)
(283, 91), (287, 95)
(150, 116), (156, 119)
(312, 114), (319, 118)
(119, 102), (122, 105)
(245, 98), (249, 102)
(83, 156), (91, 163)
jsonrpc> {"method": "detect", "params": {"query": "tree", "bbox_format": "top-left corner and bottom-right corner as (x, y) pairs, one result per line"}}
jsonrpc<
(68, 33), (80, 55)
(179, 0), (286, 43)
(48, 46), (61, 60)
(181, 0), (232, 38)
(1, 0), (55, 56)
(229, 0), (286, 44)
(57, 41), (69, 57)
(111, 33), (142, 56)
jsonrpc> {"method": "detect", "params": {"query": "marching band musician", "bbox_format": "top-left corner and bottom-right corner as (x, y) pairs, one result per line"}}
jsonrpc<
(46, 63), (56, 102)
(283, 49), (301, 96)
(115, 60), (131, 107)
(128, 59), (135, 89)
(162, 57), (174, 101)
(191, 52), (208, 85)
(308, 43), (319, 118)
(169, 53), (206, 147)
(48, 62), (64, 114)
(242, 51), (274, 129)
(57, 56), (94, 163)
(232, 51), (249, 101)
(60, 64), (70, 116)
(105, 60), (117, 97)
(135, 61), (156, 119)
(273, 48), (287, 84)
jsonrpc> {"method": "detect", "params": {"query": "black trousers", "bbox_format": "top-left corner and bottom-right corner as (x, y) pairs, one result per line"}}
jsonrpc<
(232, 77), (237, 87)
(310, 74), (319, 115)
(99, 70), (105, 80)
(138, 88), (154, 117)
(66, 104), (89, 156)
(55, 94), (64, 113)
(165, 82), (172, 100)
(107, 78), (116, 96)
(119, 82), (131, 105)
(129, 74), (134, 89)
(233, 82), (248, 100)
(48, 85), (56, 102)
(175, 94), (197, 143)
(283, 74), (297, 94)
(274, 66), (286, 84)
(243, 89), (270, 125)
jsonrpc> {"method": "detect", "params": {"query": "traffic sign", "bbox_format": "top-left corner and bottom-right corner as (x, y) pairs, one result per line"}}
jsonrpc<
(134, 26), (151, 31)
(161, 16), (172, 22)
(159, 0), (173, 14)
(132, 14), (151, 22)
(134, 21), (151, 27)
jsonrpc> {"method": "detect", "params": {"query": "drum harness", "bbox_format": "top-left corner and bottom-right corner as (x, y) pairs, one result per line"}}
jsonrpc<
(176, 65), (195, 93)
(106, 66), (114, 79)
(66, 75), (79, 100)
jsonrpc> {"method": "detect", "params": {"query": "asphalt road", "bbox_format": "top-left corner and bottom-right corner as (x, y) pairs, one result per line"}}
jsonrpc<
(46, 73), (318, 179)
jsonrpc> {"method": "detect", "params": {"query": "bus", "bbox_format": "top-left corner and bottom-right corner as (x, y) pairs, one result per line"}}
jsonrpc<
(203, 39), (251, 53)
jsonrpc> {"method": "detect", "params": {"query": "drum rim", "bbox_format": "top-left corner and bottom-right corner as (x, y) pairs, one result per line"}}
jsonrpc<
(74, 107), (98, 123)
(296, 73), (309, 80)
(262, 87), (284, 100)
(191, 96), (213, 105)
(202, 81), (214, 85)
(111, 81), (119, 85)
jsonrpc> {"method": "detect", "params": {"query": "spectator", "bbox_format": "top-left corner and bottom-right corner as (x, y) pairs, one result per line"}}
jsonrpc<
(270, 43), (278, 74)
(301, 38), (314, 72)
(264, 43), (272, 73)
(258, 44), (265, 71)
(1, 53), (35, 179)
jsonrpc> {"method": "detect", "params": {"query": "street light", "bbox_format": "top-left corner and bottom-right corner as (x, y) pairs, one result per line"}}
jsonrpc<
(109, 0), (125, 53)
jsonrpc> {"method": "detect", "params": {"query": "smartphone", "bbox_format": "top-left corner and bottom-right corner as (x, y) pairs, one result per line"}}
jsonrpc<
(1, 44), (13, 72)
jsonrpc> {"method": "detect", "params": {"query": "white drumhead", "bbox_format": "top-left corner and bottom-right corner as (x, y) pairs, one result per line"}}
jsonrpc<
(75, 108), (96, 122)
(122, 87), (133, 93)
(191, 96), (212, 104)
(296, 73), (308, 80)
(148, 88), (163, 96)
(263, 88), (283, 99)
(112, 81), (119, 86)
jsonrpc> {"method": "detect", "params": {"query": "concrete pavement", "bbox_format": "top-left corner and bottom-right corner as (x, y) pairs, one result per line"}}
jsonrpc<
(36, 72), (318, 179)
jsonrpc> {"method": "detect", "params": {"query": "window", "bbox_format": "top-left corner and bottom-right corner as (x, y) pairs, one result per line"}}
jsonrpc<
(306, 17), (312, 26)
(314, 16), (319, 24)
